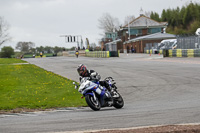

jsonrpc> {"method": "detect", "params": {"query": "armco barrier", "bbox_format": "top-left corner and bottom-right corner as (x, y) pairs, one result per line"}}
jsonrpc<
(85, 51), (110, 58)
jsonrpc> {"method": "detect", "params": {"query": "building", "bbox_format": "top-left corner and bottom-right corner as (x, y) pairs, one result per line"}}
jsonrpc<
(101, 32), (118, 51)
(101, 14), (175, 53)
(124, 32), (176, 53)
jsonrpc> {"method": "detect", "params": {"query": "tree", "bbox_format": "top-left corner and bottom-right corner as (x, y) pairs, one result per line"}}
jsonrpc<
(98, 13), (120, 33)
(144, 11), (151, 17)
(89, 43), (97, 51)
(189, 20), (200, 34)
(183, 3), (199, 28)
(150, 12), (160, 22)
(36, 46), (44, 53)
(69, 46), (76, 51)
(161, 9), (167, 22)
(53, 46), (62, 54)
(0, 16), (11, 46)
(124, 15), (135, 25)
(29, 48), (36, 54)
(16, 42), (35, 53)
(152, 2), (200, 35)
(0, 46), (14, 58)
(44, 46), (53, 53)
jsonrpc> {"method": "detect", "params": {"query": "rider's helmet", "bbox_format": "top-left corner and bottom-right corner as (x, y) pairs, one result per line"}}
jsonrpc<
(77, 64), (88, 77)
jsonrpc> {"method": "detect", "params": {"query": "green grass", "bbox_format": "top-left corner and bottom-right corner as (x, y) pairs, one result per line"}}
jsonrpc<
(0, 58), (27, 64)
(0, 58), (86, 110)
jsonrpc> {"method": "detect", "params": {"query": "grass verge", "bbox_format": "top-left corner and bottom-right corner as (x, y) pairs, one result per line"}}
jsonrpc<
(0, 58), (86, 111)
(0, 58), (27, 64)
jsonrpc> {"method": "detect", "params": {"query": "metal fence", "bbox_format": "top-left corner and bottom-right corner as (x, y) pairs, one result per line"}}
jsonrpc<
(177, 35), (200, 49)
(105, 43), (117, 51)
(144, 43), (159, 53)
(144, 35), (200, 53)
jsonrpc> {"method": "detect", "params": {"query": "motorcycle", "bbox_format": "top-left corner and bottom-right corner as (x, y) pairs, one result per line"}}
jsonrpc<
(75, 51), (79, 58)
(73, 77), (124, 111)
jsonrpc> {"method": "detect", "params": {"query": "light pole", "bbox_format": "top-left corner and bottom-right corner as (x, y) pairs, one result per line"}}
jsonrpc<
(128, 20), (131, 40)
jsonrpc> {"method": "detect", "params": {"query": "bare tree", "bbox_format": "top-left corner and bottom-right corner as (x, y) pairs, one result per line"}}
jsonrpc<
(144, 11), (151, 17)
(0, 16), (11, 46)
(98, 13), (120, 33)
(16, 42), (35, 53)
(123, 11), (150, 26)
(90, 43), (96, 50)
(124, 15), (135, 25)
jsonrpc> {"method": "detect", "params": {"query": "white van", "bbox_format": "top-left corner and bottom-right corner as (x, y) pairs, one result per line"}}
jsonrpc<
(196, 28), (200, 36)
(159, 39), (177, 50)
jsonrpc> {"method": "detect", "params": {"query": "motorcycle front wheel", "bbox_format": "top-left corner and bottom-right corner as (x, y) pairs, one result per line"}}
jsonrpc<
(85, 95), (101, 111)
(113, 93), (124, 109)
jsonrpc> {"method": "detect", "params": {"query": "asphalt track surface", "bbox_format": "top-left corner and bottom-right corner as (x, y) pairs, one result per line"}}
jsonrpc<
(1, 54), (200, 133)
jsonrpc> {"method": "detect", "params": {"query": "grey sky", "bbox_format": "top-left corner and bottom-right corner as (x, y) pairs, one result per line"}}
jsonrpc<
(0, 0), (199, 49)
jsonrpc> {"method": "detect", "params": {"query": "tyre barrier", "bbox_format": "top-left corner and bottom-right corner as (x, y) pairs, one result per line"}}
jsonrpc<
(159, 50), (163, 54)
(85, 51), (110, 58)
(176, 49), (182, 57)
(145, 50), (163, 54)
(109, 51), (119, 57)
(187, 49), (194, 57)
(144, 49), (200, 57)
(194, 49), (200, 57)
(169, 49), (173, 57)
(145, 49), (162, 54)
(163, 49), (200, 57)
(146, 50), (153, 54)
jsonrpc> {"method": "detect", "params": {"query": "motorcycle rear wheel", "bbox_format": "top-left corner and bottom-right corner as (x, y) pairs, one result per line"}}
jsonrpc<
(113, 93), (124, 109)
(85, 95), (101, 111)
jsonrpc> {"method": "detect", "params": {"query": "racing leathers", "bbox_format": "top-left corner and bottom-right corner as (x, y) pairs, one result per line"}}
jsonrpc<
(79, 70), (111, 91)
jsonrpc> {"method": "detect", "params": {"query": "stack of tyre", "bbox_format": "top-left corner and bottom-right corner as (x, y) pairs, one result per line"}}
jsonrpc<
(182, 49), (188, 57)
(194, 49), (200, 57)
(176, 49), (182, 57)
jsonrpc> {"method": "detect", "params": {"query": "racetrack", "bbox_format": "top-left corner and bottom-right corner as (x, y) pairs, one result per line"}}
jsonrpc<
(1, 54), (200, 133)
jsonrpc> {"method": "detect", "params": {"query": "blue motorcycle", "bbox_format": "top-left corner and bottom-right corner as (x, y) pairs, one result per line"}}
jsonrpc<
(73, 77), (124, 111)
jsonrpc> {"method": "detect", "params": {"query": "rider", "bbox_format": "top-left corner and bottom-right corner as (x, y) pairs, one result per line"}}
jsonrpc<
(77, 64), (111, 91)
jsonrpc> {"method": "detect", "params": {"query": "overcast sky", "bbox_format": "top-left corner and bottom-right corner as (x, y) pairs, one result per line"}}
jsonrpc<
(0, 0), (199, 49)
